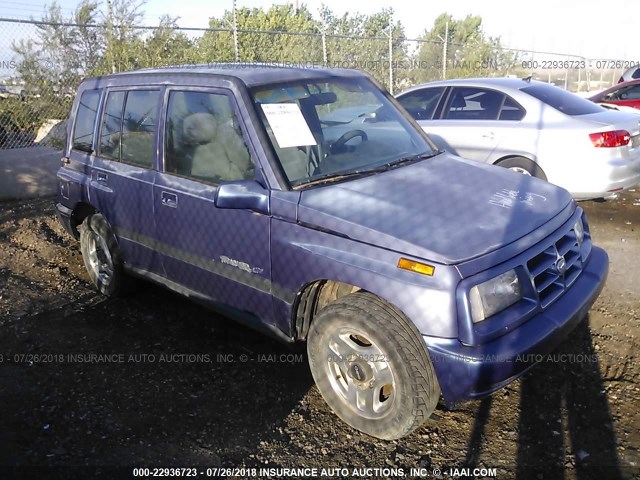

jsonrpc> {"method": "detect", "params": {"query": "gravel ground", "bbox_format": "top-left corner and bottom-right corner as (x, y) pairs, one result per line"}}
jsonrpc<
(0, 192), (638, 480)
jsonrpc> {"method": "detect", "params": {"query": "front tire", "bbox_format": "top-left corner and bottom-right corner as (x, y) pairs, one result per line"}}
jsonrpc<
(79, 213), (131, 296)
(307, 292), (440, 440)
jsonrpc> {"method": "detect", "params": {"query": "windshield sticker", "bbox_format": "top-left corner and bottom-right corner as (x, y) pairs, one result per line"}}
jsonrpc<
(489, 189), (547, 209)
(261, 103), (317, 148)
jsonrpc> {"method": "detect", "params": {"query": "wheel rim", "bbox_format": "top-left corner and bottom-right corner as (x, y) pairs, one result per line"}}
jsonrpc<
(323, 328), (395, 419)
(508, 166), (532, 176)
(86, 230), (114, 286)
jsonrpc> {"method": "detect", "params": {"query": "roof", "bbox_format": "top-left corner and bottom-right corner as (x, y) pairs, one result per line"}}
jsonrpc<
(398, 77), (544, 95)
(96, 63), (367, 87)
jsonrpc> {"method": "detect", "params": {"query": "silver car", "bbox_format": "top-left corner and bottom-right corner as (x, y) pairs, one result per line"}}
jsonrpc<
(396, 78), (640, 200)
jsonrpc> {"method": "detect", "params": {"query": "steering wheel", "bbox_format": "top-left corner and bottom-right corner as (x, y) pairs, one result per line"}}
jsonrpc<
(330, 129), (368, 154)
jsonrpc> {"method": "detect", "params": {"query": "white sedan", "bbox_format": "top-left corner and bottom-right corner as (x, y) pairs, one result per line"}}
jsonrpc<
(396, 78), (640, 200)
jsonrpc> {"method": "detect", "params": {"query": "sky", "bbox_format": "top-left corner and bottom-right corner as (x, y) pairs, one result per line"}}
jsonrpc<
(0, 0), (639, 61)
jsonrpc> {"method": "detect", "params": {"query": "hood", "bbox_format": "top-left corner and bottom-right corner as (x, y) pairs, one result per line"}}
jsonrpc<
(298, 154), (574, 264)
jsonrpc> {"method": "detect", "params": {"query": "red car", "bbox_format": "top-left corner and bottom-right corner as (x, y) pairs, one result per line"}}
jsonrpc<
(589, 79), (640, 111)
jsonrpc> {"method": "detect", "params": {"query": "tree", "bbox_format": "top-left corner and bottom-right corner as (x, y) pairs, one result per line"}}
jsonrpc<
(8, 0), (197, 136)
(197, 4), (407, 91)
(319, 7), (407, 91)
(197, 4), (321, 64)
(410, 13), (519, 83)
(135, 15), (198, 69)
(12, 1), (103, 92)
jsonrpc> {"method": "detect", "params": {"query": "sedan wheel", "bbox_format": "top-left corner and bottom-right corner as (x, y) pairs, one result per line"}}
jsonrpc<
(496, 156), (547, 181)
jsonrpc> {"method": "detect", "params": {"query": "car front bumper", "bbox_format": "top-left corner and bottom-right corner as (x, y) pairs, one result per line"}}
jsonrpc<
(424, 246), (608, 407)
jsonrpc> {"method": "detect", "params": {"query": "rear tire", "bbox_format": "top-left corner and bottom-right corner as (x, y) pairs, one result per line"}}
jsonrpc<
(79, 213), (133, 296)
(307, 291), (440, 440)
(496, 156), (547, 181)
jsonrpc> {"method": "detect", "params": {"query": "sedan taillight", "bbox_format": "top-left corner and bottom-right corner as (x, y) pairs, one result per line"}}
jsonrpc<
(589, 130), (631, 148)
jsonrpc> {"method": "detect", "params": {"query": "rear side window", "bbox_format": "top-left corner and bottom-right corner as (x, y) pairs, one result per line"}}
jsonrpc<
(522, 84), (602, 116)
(121, 90), (160, 167)
(99, 91), (126, 160)
(99, 90), (160, 167)
(499, 96), (526, 121)
(72, 89), (101, 152)
(444, 87), (504, 120)
(615, 84), (640, 100)
(397, 87), (445, 120)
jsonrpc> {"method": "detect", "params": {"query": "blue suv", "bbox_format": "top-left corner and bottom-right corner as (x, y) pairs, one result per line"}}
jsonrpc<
(57, 65), (608, 440)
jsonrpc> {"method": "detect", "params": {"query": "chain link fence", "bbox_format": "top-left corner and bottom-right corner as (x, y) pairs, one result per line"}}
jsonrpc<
(0, 17), (634, 150)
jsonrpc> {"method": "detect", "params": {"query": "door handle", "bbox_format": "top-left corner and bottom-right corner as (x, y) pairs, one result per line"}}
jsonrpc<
(96, 172), (108, 184)
(161, 191), (178, 208)
(482, 132), (495, 140)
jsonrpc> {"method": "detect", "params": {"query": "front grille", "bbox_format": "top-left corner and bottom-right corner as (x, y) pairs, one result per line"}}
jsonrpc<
(526, 226), (586, 309)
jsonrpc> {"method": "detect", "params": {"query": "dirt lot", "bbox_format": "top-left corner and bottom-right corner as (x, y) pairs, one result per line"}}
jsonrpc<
(0, 192), (638, 480)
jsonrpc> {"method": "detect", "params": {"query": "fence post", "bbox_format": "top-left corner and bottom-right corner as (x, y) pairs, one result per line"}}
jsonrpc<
(232, 0), (239, 63)
(388, 30), (393, 94)
(442, 21), (449, 80)
(577, 60), (582, 91)
(322, 29), (327, 66)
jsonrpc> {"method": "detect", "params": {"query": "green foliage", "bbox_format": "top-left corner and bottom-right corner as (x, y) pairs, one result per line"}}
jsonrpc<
(198, 5), (322, 64)
(9, 0), (197, 135)
(0, 96), (44, 132)
(6, 2), (517, 138)
(196, 5), (407, 91)
(410, 13), (521, 84)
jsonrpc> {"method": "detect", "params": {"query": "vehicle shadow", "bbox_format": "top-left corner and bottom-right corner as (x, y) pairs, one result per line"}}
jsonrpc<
(0, 281), (313, 467)
(515, 315), (623, 479)
(455, 162), (625, 479)
(460, 316), (624, 479)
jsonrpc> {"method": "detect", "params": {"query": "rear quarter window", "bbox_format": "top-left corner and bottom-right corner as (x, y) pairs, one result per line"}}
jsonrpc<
(522, 84), (602, 116)
(72, 89), (101, 152)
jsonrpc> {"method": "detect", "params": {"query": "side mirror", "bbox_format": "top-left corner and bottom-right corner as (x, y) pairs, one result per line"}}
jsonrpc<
(215, 180), (270, 214)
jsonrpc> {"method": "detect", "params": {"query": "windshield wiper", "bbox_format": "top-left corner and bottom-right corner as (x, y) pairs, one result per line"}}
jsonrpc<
(383, 150), (443, 169)
(292, 150), (443, 190)
(293, 165), (389, 189)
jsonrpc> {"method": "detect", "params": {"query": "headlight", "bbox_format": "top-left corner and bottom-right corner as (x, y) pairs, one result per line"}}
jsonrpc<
(574, 218), (584, 246)
(469, 269), (522, 323)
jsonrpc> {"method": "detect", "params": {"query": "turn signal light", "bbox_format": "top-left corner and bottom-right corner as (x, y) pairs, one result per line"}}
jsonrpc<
(398, 258), (435, 276)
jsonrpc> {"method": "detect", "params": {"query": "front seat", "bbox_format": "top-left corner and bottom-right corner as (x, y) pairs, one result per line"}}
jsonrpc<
(182, 112), (252, 183)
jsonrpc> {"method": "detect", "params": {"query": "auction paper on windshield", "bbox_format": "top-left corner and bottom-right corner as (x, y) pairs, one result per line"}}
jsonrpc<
(261, 103), (317, 148)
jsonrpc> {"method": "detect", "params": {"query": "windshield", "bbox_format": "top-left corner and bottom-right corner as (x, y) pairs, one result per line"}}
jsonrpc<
(521, 84), (603, 116)
(250, 76), (436, 187)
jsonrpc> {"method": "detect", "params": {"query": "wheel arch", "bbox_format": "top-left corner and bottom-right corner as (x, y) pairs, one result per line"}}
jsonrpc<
(493, 153), (537, 166)
(292, 278), (423, 342)
(69, 202), (98, 239)
(292, 279), (362, 341)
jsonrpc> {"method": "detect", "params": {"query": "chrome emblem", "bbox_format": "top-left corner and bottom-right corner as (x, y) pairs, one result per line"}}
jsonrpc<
(555, 256), (567, 274)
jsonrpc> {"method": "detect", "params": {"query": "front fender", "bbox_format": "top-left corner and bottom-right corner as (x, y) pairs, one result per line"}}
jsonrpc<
(270, 219), (462, 339)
